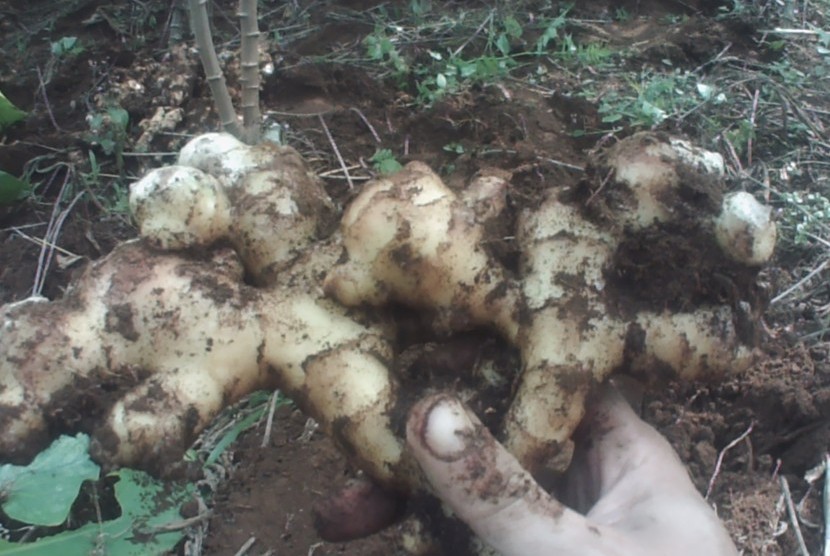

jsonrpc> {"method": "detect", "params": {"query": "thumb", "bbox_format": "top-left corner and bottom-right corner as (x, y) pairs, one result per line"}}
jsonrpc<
(406, 393), (639, 556)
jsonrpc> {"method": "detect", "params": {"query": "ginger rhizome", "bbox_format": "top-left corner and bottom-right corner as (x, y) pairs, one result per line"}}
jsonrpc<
(1, 131), (774, 493)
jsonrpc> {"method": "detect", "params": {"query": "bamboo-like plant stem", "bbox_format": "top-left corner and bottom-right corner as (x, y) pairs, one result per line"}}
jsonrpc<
(188, 0), (242, 138)
(239, 0), (262, 144)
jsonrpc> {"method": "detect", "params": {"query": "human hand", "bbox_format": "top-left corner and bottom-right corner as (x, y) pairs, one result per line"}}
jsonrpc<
(406, 383), (739, 556)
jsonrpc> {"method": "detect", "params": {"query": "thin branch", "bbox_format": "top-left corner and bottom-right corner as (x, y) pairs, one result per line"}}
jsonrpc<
(706, 421), (754, 500)
(780, 475), (810, 556)
(188, 0), (242, 138)
(452, 10), (493, 58)
(12, 228), (80, 259)
(747, 88), (760, 167)
(35, 66), (62, 132)
(535, 156), (585, 172)
(761, 28), (823, 35)
(318, 114), (353, 189)
(771, 259), (829, 305)
(32, 168), (82, 296)
(824, 453), (829, 556)
(260, 391), (280, 448)
(142, 511), (212, 534)
(233, 535), (256, 556)
(350, 107), (381, 143)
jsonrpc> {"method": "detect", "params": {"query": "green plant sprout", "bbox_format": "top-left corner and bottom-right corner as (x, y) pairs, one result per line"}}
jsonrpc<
(86, 105), (130, 175)
(0, 172), (30, 205)
(364, 27), (410, 82)
(777, 190), (830, 248)
(49, 36), (83, 58)
(360, 4), (579, 105)
(370, 149), (404, 175)
(443, 142), (465, 154)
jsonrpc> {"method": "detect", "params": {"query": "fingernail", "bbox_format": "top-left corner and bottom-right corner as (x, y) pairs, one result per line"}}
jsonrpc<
(422, 397), (475, 460)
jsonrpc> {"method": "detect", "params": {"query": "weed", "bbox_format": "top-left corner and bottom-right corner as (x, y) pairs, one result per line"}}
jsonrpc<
(660, 14), (688, 25)
(358, 4), (577, 105)
(0, 171), (31, 205)
(776, 190), (830, 248)
(78, 151), (130, 215)
(592, 69), (718, 130)
(723, 119), (755, 156)
(443, 142), (465, 154)
(86, 105), (130, 174)
(414, 51), (514, 104)
(558, 35), (613, 68)
(716, 0), (753, 19)
(614, 7), (631, 22)
(408, 0), (431, 20)
(364, 27), (409, 82)
(50, 36), (83, 58)
(370, 149), (403, 175)
(0, 90), (26, 131)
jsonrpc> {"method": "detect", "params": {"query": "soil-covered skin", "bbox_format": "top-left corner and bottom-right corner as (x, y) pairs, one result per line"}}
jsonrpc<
(1, 0), (828, 555)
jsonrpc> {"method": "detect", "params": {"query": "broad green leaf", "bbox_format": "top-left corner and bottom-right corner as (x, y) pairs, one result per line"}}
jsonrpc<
(0, 469), (194, 555)
(0, 435), (100, 526)
(376, 157), (403, 175)
(107, 106), (129, 129)
(495, 33), (511, 57)
(503, 15), (523, 39)
(0, 171), (31, 204)
(370, 149), (403, 175)
(50, 36), (83, 57)
(0, 91), (26, 131)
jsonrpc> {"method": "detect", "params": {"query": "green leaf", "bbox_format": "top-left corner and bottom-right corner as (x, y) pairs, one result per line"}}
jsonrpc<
(0, 91), (26, 131)
(370, 149), (403, 175)
(503, 15), (523, 39)
(107, 106), (129, 129)
(0, 171), (31, 204)
(495, 33), (511, 57)
(0, 435), (100, 526)
(50, 36), (82, 57)
(0, 469), (194, 555)
(535, 10), (569, 54)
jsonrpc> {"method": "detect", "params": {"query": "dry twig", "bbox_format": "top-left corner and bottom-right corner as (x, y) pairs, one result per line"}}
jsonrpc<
(350, 107), (381, 143)
(780, 475), (810, 556)
(318, 114), (354, 189)
(260, 390), (280, 448)
(823, 453), (829, 556)
(232, 535), (256, 556)
(706, 421), (755, 500)
(32, 169), (85, 296)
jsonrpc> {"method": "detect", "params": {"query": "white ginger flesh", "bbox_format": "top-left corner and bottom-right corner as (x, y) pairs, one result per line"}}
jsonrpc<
(715, 191), (777, 265)
(596, 132), (776, 265)
(327, 132), (771, 475)
(324, 161), (520, 341)
(131, 133), (337, 285)
(0, 240), (406, 486)
(503, 195), (754, 470)
(129, 165), (231, 249)
(1, 135), (403, 487)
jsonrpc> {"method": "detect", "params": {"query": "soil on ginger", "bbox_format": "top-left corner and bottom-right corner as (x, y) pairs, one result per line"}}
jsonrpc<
(0, 0), (828, 555)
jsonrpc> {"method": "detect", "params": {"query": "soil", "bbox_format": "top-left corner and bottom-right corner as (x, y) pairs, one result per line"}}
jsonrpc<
(1, 1), (828, 555)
